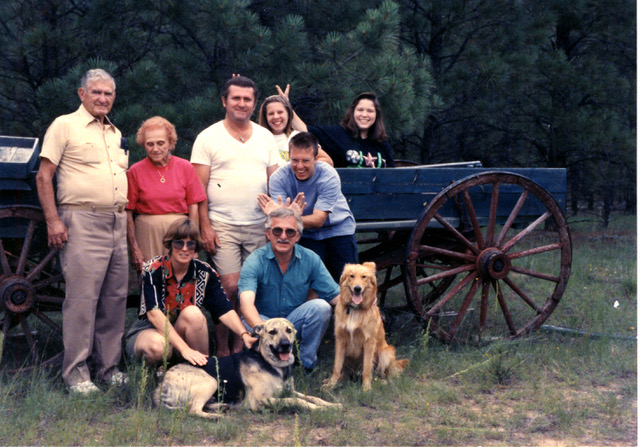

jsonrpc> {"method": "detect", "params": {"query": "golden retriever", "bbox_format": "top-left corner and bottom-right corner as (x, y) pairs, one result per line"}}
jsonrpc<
(325, 262), (409, 391)
(154, 318), (341, 418)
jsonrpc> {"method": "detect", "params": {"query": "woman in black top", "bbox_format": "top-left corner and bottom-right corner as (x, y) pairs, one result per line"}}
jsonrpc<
(309, 92), (395, 168)
(281, 87), (395, 168)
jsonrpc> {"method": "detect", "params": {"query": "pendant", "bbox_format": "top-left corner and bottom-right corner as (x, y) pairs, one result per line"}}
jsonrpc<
(160, 177), (166, 183)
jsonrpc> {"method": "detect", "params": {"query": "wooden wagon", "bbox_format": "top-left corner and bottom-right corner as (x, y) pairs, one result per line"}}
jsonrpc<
(0, 139), (572, 369)
(338, 162), (572, 342)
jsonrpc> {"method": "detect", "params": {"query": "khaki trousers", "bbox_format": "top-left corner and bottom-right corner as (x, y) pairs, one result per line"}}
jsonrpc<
(59, 209), (128, 386)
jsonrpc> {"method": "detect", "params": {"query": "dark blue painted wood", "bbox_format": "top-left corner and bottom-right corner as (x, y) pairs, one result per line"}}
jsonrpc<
(337, 167), (566, 226)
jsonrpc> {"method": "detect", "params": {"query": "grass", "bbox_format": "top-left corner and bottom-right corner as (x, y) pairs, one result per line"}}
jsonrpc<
(0, 212), (636, 446)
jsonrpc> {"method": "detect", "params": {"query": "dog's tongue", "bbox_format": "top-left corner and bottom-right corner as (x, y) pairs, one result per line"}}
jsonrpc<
(279, 352), (290, 361)
(352, 292), (363, 305)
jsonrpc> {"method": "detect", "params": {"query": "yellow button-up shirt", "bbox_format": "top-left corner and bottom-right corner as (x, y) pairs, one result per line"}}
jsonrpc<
(40, 104), (128, 206)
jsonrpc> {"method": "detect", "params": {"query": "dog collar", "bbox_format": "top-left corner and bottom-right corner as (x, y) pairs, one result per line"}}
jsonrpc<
(346, 303), (360, 314)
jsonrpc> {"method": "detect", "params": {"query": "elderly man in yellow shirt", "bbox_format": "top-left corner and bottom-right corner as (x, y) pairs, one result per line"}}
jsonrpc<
(36, 68), (129, 394)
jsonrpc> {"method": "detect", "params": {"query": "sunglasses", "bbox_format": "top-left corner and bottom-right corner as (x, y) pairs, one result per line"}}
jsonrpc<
(270, 227), (298, 238)
(172, 239), (197, 250)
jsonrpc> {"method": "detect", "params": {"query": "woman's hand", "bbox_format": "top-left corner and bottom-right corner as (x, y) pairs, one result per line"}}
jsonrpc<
(180, 346), (209, 366)
(276, 84), (290, 100)
(241, 332), (258, 349)
(130, 245), (146, 271)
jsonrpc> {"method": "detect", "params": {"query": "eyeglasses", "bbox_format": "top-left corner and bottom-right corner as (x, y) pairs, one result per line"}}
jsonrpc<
(172, 239), (197, 250)
(270, 227), (298, 238)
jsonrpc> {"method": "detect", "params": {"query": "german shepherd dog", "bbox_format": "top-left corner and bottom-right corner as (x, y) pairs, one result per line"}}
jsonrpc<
(325, 262), (409, 391)
(153, 318), (341, 418)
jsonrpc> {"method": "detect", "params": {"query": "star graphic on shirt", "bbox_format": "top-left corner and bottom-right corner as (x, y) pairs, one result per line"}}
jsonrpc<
(363, 152), (378, 168)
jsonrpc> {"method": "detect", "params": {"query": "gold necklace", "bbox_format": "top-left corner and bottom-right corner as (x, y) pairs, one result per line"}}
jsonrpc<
(156, 164), (169, 183)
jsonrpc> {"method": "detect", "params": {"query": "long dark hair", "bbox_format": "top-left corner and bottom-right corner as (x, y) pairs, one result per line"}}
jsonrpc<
(340, 92), (388, 143)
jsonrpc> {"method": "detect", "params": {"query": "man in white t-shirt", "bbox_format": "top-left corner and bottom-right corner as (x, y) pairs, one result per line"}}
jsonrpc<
(191, 76), (279, 356)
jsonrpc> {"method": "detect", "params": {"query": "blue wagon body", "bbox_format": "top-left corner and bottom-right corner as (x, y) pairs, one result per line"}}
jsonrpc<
(337, 164), (567, 231)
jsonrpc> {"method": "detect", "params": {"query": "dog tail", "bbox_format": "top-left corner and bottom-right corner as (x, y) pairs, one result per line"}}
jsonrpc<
(391, 358), (410, 376)
(377, 345), (410, 378)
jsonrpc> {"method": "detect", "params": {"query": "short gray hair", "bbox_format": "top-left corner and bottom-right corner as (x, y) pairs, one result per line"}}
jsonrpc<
(81, 68), (116, 91)
(266, 207), (303, 235)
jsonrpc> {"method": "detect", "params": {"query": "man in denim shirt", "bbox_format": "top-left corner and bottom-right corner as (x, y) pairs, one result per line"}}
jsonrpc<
(238, 207), (339, 370)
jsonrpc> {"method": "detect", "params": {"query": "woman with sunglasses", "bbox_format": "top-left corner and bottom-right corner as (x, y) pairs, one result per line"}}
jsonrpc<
(124, 218), (256, 366)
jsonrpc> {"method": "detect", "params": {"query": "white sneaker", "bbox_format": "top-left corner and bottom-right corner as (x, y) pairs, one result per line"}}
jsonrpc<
(108, 371), (129, 386)
(69, 380), (100, 395)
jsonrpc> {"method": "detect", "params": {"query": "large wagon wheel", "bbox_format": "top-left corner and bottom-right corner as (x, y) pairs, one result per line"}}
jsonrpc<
(0, 205), (65, 370)
(404, 172), (572, 342)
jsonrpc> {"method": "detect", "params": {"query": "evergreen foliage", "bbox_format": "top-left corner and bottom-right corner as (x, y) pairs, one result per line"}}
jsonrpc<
(0, 0), (634, 224)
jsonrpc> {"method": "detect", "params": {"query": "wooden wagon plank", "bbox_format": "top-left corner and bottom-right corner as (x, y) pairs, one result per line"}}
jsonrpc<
(338, 166), (567, 224)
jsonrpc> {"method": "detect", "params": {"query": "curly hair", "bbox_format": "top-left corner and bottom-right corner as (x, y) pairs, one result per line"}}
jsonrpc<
(135, 116), (178, 148)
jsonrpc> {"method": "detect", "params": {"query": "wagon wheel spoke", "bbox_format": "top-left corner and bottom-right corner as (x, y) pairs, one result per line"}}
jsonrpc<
(415, 262), (450, 272)
(418, 264), (475, 285)
(0, 238), (12, 276)
(495, 283), (517, 335)
(462, 189), (485, 249)
(26, 248), (59, 282)
(502, 277), (542, 313)
(500, 211), (552, 253)
(448, 278), (481, 337)
(33, 274), (65, 291)
(485, 183), (500, 246)
(405, 172), (571, 342)
(509, 266), (560, 283)
(495, 190), (529, 247)
(18, 313), (38, 362)
(35, 309), (63, 333)
(426, 272), (477, 316)
(1, 312), (12, 352)
(508, 243), (562, 260)
(415, 245), (476, 263)
(33, 294), (65, 308)
(16, 219), (37, 277)
(433, 214), (479, 255)
(480, 282), (489, 330)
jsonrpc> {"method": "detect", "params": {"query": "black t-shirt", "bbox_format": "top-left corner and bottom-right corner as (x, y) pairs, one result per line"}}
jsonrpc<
(308, 125), (395, 168)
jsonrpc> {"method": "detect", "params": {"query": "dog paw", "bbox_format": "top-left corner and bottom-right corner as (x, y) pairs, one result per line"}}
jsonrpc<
(321, 378), (338, 390)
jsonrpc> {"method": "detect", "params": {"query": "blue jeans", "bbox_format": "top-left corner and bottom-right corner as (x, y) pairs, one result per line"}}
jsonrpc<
(244, 299), (332, 370)
(299, 234), (358, 282)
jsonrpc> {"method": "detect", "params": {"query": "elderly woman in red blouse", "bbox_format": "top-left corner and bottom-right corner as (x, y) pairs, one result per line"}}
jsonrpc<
(126, 116), (206, 271)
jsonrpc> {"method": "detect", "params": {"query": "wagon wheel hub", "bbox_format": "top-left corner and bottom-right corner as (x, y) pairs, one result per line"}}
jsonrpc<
(476, 247), (511, 280)
(0, 276), (35, 313)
